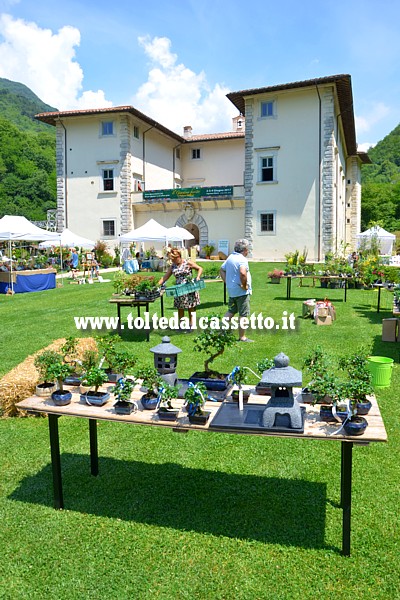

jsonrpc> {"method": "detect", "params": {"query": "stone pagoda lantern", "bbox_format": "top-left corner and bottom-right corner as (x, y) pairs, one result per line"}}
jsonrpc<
(150, 336), (182, 386)
(261, 352), (304, 431)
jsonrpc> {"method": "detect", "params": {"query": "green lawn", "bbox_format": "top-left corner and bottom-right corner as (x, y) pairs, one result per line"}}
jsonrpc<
(0, 264), (399, 599)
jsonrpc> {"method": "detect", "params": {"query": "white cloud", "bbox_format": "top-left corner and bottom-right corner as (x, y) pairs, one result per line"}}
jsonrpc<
(357, 142), (376, 152)
(0, 14), (112, 110)
(355, 102), (390, 134)
(134, 35), (237, 135)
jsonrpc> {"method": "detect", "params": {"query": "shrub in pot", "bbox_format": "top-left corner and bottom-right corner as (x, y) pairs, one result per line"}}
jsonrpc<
(47, 358), (75, 406)
(98, 336), (136, 382)
(184, 382), (210, 424)
(60, 336), (81, 386)
(191, 317), (237, 390)
(267, 268), (284, 283)
(113, 376), (137, 415)
(34, 349), (59, 396)
(157, 383), (181, 420)
(80, 366), (110, 406)
(137, 366), (163, 410)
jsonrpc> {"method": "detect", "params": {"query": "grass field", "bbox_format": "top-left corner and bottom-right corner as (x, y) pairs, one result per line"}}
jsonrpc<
(0, 263), (399, 599)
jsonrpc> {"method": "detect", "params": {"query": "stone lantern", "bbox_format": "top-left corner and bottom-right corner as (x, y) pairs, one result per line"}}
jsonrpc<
(150, 336), (182, 386)
(261, 352), (304, 431)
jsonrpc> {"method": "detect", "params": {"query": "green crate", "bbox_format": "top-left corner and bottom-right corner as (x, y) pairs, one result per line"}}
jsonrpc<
(165, 279), (205, 297)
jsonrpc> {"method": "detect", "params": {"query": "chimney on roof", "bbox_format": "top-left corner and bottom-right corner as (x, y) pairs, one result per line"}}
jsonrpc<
(232, 115), (245, 132)
(183, 125), (192, 139)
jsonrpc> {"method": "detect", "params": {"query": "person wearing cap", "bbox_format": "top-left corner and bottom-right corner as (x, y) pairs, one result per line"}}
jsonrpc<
(220, 238), (254, 342)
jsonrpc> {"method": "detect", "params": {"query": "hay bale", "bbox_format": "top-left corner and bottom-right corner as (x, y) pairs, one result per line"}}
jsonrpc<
(0, 337), (98, 417)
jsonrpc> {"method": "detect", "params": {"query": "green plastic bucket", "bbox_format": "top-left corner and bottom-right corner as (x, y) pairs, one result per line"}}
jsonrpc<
(367, 356), (394, 388)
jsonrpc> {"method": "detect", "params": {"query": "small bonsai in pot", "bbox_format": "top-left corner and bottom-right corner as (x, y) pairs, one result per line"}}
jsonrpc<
(157, 383), (181, 420)
(267, 268), (284, 283)
(137, 366), (163, 410)
(255, 357), (275, 395)
(339, 350), (374, 415)
(80, 366), (110, 406)
(98, 336), (136, 382)
(47, 357), (75, 406)
(302, 346), (332, 403)
(113, 376), (137, 415)
(191, 317), (237, 389)
(60, 336), (81, 386)
(184, 382), (210, 424)
(229, 366), (252, 403)
(34, 349), (60, 396)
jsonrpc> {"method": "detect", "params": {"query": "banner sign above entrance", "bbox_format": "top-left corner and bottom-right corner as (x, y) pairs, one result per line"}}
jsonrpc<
(143, 186), (233, 201)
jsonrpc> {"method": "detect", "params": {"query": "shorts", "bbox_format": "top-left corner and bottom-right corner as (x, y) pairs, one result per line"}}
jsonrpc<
(227, 294), (250, 318)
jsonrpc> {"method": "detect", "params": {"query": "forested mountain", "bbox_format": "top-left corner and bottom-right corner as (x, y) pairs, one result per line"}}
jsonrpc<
(361, 125), (400, 232)
(0, 78), (57, 220)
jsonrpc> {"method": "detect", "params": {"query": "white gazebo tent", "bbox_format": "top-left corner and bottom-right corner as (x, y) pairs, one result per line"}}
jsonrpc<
(166, 226), (195, 244)
(356, 225), (396, 255)
(39, 228), (96, 283)
(0, 215), (60, 292)
(119, 219), (169, 243)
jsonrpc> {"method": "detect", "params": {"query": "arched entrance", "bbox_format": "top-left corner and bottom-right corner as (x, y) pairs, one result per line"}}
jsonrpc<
(184, 223), (199, 249)
(175, 213), (209, 249)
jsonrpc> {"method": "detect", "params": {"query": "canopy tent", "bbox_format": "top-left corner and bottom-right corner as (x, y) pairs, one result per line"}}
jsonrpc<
(0, 215), (60, 292)
(119, 219), (169, 242)
(38, 228), (95, 249)
(166, 226), (195, 243)
(356, 225), (396, 255)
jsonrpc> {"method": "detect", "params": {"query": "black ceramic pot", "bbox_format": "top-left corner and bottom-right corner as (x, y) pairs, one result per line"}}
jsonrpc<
(114, 400), (136, 415)
(188, 411), (210, 425)
(343, 416), (368, 436)
(81, 391), (110, 406)
(158, 408), (179, 421)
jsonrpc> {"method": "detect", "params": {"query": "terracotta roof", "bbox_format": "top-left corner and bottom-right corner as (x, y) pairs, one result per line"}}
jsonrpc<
(227, 74), (358, 156)
(187, 131), (245, 142)
(35, 105), (184, 143)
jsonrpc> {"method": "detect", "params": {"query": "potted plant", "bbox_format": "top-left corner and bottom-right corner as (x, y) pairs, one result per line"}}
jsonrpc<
(47, 357), (75, 406)
(113, 376), (137, 415)
(137, 366), (163, 410)
(267, 268), (284, 284)
(98, 337), (136, 382)
(60, 336), (81, 386)
(157, 383), (181, 421)
(133, 276), (160, 300)
(202, 244), (215, 259)
(339, 351), (374, 416)
(229, 366), (251, 402)
(302, 346), (331, 404)
(190, 318), (237, 390)
(254, 357), (275, 395)
(342, 393), (369, 436)
(184, 382), (210, 424)
(80, 366), (110, 406)
(34, 349), (59, 396)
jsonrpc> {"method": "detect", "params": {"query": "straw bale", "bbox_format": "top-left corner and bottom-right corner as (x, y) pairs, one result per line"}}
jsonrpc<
(0, 337), (98, 418)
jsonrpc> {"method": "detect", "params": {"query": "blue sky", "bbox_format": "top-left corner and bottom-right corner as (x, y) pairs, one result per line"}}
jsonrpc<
(0, 0), (399, 150)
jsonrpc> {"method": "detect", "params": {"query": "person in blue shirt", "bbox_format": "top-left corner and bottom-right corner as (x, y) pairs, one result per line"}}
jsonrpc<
(70, 248), (79, 278)
(220, 239), (254, 342)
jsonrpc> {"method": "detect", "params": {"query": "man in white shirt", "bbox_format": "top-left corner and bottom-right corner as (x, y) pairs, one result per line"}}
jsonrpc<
(220, 239), (254, 342)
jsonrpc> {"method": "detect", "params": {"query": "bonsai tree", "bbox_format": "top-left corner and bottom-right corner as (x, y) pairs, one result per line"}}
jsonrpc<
(184, 382), (208, 416)
(81, 366), (109, 394)
(256, 358), (275, 375)
(60, 336), (79, 365)
(46, 357), (74, 393)
(136, 366), (162, 399)
(34, 349), (62, 385)
(98, 337), (136, 375)
(158, 383), (181, 410)
(339, 350), (374, 412)
(113, 377), (135, 405)
(193, 317), (237, 376)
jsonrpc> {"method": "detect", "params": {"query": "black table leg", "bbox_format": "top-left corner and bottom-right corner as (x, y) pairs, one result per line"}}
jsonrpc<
(344, 279), (347, 302)
(89, 419), (98, 476)
(117, 304), (122, 334)
(286, 277), (291, 300)
(224, 282), (227, 304)
(160, 294), (164, 317)
(341, 441), (353, 556)
(48, 414), (63, 509)
(377, 286), (381, 313)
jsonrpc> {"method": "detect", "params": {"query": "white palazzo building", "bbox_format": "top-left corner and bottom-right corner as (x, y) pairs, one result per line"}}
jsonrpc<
(36, 74), (369, 261)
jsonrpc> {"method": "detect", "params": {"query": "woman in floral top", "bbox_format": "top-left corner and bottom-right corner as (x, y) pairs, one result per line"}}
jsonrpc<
(158, 247), (203, 330)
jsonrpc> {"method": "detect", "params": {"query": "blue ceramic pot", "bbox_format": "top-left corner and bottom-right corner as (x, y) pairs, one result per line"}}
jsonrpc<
(356, 399), (372, 415)
(343, 416), (368, 436)
(141, 394), (159, 410)
(51, 390), (72, 406)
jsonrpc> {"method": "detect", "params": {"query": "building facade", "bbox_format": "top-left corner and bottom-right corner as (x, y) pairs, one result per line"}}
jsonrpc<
(36, 74), (369, 261)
